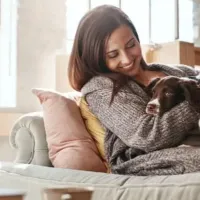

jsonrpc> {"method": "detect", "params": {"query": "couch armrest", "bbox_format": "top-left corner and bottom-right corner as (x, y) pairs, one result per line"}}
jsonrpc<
(9, 112), (52, 166)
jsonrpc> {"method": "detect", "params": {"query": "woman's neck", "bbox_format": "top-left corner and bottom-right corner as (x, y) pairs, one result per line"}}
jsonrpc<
(134, 68), (166, 87)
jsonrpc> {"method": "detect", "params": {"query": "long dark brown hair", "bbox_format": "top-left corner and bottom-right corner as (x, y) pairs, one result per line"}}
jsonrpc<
(68, 5), (148, 100)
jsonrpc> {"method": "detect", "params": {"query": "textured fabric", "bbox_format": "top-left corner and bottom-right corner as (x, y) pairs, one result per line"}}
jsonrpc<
(81, 64), (200, 176)
(32, 89), (107, 172)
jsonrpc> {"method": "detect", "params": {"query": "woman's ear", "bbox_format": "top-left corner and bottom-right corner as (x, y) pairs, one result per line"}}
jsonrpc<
(145, 77), (160, 97)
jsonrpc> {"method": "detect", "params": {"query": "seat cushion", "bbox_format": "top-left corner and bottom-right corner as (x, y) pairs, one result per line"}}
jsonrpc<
(1, 162), (200, 200)
(32, 88), (107, 172)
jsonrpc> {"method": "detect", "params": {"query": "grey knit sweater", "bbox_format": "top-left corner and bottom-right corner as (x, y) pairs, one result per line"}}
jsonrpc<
(81, 64), (200, 176)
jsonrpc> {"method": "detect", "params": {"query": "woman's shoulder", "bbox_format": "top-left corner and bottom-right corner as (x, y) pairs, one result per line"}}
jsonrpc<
(81, 76), (114, 95)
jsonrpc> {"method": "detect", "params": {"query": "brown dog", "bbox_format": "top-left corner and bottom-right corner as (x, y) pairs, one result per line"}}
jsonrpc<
(145, 75), (200, 116)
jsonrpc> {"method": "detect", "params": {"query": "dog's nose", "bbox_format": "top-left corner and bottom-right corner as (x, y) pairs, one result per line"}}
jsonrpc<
(147, 103), (157, 111)
(146, 98), (160, 115)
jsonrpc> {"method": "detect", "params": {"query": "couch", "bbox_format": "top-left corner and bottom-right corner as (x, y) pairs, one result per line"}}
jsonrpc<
(1, 108), (200, 200)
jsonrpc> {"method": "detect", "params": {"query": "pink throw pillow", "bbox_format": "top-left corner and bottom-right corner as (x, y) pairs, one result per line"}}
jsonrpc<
(32, 88), (107, 172)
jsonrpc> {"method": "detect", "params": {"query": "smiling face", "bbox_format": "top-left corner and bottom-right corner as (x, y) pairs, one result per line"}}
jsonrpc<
(105, 25), (142, 77)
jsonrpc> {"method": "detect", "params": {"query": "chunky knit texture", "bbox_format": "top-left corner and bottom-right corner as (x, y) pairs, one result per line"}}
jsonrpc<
(81, 64), (200, 176)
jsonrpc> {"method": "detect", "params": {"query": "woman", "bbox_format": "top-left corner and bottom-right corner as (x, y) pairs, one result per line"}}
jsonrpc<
(68, 5), (200, 175)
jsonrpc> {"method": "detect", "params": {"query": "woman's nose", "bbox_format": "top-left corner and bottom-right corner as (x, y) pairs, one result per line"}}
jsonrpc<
(121, 52), (132, 66)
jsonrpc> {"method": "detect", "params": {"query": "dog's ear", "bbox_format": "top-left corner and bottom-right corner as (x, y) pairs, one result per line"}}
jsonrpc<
(145, 77), (160, 97)
(188, 75), (200, 84)
(179, 78), (199, 105)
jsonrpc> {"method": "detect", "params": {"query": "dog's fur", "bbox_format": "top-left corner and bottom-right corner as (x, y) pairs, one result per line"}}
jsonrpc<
(145, 75), (200, 116)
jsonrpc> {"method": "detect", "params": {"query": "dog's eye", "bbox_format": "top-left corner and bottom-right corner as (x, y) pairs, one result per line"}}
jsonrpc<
(165, 92), (174, 97)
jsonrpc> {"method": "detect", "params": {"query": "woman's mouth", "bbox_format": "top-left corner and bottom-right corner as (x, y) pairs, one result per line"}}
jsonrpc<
(120, 60), (135, 69)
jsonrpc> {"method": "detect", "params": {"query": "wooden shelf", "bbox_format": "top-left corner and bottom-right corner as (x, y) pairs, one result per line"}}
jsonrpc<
(142, 40), (200, 67)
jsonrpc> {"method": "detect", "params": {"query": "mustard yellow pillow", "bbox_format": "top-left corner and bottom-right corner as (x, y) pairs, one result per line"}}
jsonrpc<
(78, 97), (111, 172)
(78, 97), (106, 161)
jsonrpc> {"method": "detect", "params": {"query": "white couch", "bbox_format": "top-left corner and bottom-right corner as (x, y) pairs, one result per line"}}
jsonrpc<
(1, 112), (200, 200)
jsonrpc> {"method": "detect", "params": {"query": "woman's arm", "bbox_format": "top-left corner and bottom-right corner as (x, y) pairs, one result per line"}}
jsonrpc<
(83, 77), (199, 153)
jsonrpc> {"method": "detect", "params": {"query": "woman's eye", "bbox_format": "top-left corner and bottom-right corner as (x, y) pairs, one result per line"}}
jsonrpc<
(107, 51), (118, 59)
(126, 41), (135, 48)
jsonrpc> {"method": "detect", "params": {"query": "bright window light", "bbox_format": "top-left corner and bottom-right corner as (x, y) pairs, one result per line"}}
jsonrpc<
(0, 0), (17, 107)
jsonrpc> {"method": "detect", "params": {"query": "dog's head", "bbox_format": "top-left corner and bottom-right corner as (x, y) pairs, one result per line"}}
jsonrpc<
(145, 76), (200, 116)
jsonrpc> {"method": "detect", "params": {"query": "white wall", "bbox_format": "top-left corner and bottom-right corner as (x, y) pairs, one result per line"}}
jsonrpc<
(0, 113), (23, 135)
(56, 54), (74, 93)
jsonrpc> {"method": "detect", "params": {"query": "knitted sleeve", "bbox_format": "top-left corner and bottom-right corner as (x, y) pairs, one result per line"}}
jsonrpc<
(83, 76), (200, 153)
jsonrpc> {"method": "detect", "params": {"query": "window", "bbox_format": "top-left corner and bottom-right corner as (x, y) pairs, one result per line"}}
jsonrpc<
(66, 0), (89, 53)
(0, 0), (17, 107)
(151, 0), (193, 43)
(179, 0), (193, 42)
(66, 0), (121, 53)
(121, 0), (149, 44)
(91, 0), (119, 9)
(151, 0), (176, 43)
(66, 0), (194, 52)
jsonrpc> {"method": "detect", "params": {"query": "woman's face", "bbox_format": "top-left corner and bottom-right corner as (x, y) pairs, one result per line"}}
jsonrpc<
(105, 25), (142, 77)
